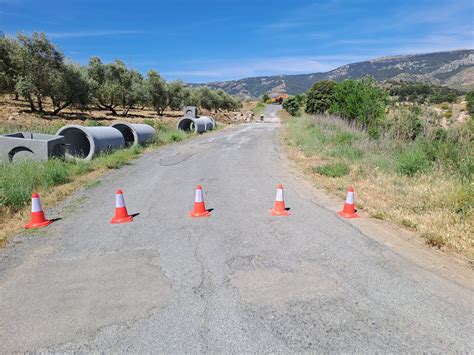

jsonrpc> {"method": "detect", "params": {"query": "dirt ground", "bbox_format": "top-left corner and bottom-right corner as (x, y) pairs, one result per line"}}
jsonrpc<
(0, 95), (256, 132)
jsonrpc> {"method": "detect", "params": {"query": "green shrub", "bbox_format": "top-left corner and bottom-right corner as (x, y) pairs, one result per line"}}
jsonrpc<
(143, 118), (155, 126)
(252, 102), (266, 115)
(313, 162), (350, 177)
(306, 80), (337, 114)
(332, 131), (354, 145)
(448, 183), (474, 216)
(466, 91), (474, 115)
(282, 96), (301, 116)
(154, 123), (188, 145)
(330, 78), (388, 134)
(86, 120), (103, 126)
(397, 146), (430, 176)
(386, 106), (425, 141)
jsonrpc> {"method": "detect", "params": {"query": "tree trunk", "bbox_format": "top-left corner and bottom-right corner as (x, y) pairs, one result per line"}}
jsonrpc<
(27, 96), (36, 112)
(51, 102), (70, 116)
(99, 103), (118, 115)
(36, 96), (44, 113)
(14, 92), (19, 100)
(122, 105), (133, 117)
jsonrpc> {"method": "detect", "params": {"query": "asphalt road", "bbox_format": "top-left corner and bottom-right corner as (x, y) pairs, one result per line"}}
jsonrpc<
(0, 117), (473, 352)
(262, 104), (282, 122)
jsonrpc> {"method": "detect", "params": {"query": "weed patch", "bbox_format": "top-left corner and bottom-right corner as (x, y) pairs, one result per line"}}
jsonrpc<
(313, 162), (350, 177)
(397, 146), (430, 176)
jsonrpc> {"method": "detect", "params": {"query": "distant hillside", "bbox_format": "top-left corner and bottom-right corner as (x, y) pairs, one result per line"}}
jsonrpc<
(194, 50), (474, 98)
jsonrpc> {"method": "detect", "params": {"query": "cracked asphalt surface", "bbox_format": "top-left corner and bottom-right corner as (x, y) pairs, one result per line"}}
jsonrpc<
(0, 108), (473, 352)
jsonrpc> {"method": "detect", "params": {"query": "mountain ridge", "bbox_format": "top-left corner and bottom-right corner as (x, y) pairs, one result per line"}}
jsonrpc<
(193, 49), (474, 98)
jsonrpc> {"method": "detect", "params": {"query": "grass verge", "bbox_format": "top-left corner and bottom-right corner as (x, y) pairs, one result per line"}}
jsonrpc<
(0, 120), (192, 246)
(251, 102), (266, 115)
(284, 114), (473, 262)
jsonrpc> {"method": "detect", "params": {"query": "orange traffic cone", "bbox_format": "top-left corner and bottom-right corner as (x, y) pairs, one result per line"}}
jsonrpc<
(338, 187), (360, 218)
(110, 189), (133, 224)
(190, 185), (210, 217)
(270, 184), (290, 216)
(24, 193), (52, 229)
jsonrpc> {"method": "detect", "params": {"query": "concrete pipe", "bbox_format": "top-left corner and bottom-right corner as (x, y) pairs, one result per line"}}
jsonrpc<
(177, 117), (206, 134)
(199, 116), (216, 131)
(111, 122), (156, 147)
(56, 125), (125, 160)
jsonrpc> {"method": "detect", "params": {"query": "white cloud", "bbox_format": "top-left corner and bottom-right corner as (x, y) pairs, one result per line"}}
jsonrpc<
(48, 30), (142, 39)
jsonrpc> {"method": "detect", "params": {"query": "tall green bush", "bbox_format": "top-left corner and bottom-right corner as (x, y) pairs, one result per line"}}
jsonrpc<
(283, 96), (301, 116)
(305, 80), (336, 114)
(330, 78), (388, 138)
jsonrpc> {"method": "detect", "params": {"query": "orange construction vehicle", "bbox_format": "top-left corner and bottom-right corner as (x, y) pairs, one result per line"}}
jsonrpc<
(271, 94), (289, 104)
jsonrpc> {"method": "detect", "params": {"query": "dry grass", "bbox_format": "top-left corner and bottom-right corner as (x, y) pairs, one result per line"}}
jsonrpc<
(284, 114), (473, 262)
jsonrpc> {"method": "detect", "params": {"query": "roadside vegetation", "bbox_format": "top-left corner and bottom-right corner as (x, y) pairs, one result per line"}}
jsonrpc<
(283, 79), (473, 261)
(251, 102), (266, 115)
(0, 120), (190, 245)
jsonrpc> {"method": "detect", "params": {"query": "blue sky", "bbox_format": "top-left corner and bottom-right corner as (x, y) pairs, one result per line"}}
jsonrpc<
(1, 0), (473, 82)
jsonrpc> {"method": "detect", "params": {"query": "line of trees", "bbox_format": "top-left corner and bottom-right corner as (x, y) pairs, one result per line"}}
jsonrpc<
(0, 32), (241, 116)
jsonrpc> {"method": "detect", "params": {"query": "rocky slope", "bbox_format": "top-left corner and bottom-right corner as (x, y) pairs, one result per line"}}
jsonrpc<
(195, 50), (474, 98)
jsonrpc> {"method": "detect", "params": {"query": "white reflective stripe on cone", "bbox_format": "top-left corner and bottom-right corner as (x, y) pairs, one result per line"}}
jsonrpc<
(345, 191), (354, 204)
(31, 197), (42, 212)
(276, 188), (284, 202)
(116, 194), (125, 208)
(195, 189), (203, 203)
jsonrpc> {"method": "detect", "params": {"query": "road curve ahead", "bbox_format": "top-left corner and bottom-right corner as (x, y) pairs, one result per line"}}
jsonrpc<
(0, 123), (473, 353)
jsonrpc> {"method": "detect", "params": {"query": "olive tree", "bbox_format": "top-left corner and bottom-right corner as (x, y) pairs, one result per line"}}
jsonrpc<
(0, 35), (20, 96)
(182, 86), (200, 107)
(88, 58), (128, 115)
(14, 32), (64, 113)
(120, 69), (148, 116)
(147, 70), (168, 115)
(50, 63), (91, 115)
(167, 80), (185, 110)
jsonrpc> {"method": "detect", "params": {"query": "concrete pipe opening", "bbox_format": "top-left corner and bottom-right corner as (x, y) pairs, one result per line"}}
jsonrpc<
(177, 117), (207, 134)
(56, 125), (125, 160)
(112, 123), (135, 146)
(57, 126), (92, 159)
(177, 117), (195, 132)
(111, 122), (156, 146)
